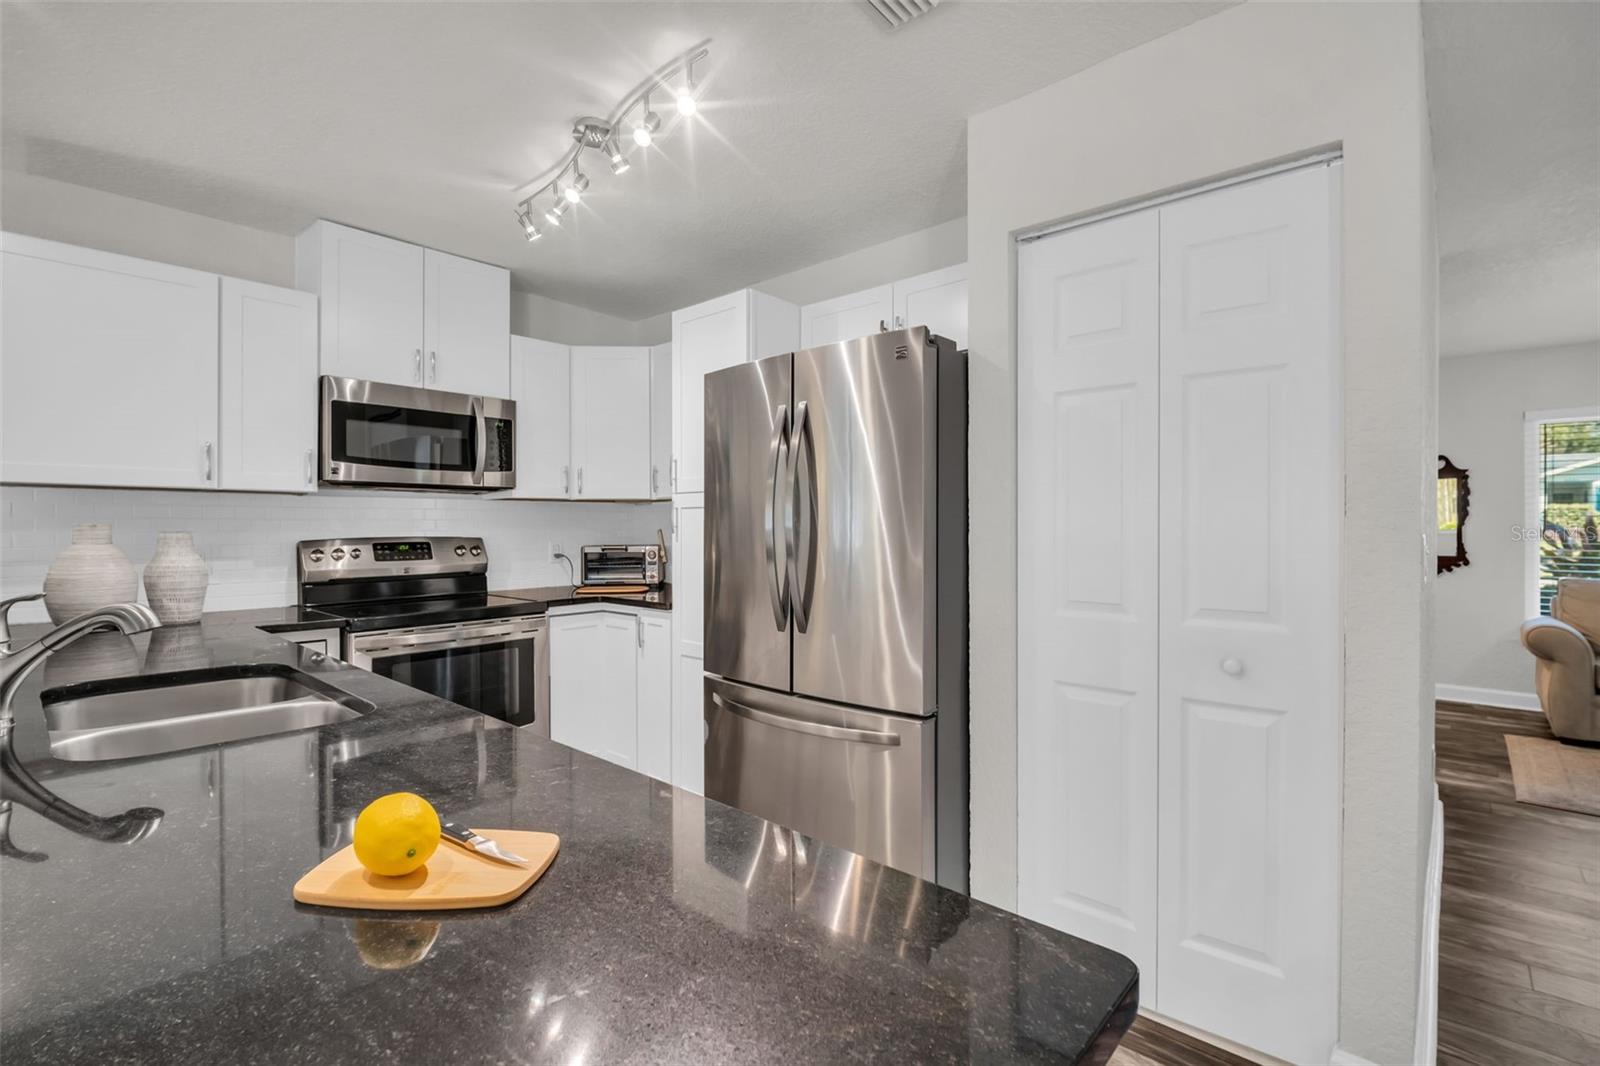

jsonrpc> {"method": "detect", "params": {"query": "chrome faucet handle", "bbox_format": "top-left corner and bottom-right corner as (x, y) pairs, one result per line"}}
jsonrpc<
(0, 594), (45, 654)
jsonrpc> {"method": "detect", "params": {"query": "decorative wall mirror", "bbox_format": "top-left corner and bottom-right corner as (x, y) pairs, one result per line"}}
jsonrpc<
(1437, 455), (1470, 573)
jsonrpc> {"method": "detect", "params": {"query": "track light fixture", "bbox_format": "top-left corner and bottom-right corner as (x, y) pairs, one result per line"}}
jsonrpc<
(513, 40), (710, 245)
(632, 103), (660, 148)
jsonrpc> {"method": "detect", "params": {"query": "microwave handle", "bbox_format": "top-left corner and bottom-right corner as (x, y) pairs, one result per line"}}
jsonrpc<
(471, 396), (487, 486)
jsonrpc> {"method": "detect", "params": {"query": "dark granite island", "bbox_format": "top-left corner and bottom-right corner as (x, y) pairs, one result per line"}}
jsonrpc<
(0, 610), (1137, 1064)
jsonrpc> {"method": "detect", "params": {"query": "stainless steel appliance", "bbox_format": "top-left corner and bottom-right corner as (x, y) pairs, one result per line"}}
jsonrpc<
(297, 537), (549, 733)
(579, 544), (664, 587)
(702, 326), (968, 890)
(319, 377), (515, 491)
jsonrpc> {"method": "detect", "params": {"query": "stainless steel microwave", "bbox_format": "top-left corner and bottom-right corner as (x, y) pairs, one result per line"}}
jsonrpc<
(319, 376), (515, 491)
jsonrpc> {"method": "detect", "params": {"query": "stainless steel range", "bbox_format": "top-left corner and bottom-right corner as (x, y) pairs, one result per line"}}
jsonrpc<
(297, 537), (548, 734)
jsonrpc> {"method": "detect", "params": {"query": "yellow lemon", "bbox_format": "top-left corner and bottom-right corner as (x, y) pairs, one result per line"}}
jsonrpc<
(352, 792), (440, 877)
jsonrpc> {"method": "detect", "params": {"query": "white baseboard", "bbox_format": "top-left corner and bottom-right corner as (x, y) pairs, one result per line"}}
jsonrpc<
(1435, 683), (1541, 712)
(1328, 1049), (1379, 1066)
(1414, 789), (1444, 1065)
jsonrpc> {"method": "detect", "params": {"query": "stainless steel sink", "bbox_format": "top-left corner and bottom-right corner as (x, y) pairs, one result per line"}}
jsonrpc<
(41, 668), (370, 762)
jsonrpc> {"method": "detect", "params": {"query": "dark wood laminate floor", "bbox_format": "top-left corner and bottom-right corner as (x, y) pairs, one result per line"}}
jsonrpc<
(1435, 701), (1600, 1066)
(1109, 1016), (1255, 1066)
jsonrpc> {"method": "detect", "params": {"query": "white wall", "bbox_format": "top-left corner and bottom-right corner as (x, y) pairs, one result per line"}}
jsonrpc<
(752, 217), (966, 308)
(1, 485), (670, 624)
(965, 3), (1437, 1061)
(0, 172), (652, 346)
(1435, 342), (1600, 696)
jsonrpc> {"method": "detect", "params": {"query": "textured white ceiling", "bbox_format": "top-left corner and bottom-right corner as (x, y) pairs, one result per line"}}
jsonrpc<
(0, 1), (1227, 319)
(1424, 0), (1600, 357)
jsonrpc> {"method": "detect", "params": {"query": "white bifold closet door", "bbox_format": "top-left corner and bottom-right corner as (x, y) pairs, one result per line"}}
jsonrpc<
(1017, 163), (1340, 1065)
(1016, 210), (1161, 990)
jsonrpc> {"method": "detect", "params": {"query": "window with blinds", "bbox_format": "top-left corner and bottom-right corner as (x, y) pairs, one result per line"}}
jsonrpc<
(1532, 417), (1600, 615)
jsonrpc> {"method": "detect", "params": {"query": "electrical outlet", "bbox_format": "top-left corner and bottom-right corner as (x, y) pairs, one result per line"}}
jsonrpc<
(548, 542), (564, 562)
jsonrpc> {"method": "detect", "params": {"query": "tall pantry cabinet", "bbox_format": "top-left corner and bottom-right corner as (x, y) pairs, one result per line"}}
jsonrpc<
(1015, 163), (1342, 1065)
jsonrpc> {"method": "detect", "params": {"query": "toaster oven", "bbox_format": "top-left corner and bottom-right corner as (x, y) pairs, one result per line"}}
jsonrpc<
(580, 544), (664, 587)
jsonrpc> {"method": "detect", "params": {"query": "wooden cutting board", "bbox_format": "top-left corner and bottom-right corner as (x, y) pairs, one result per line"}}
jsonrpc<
(574, 584), (649, 595)
(293, 830), (559, 911)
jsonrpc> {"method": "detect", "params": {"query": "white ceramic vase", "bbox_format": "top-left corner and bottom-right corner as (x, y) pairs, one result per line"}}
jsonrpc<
(143, 532), (210, 625)
(42, 523), (138, 624)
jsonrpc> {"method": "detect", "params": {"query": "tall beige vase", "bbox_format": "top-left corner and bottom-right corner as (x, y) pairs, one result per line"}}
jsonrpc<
(143, 532), (210, 625)
(42, 523), (138, 624)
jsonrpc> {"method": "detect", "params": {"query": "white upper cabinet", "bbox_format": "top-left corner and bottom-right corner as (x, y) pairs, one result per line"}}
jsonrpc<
(423, 248), (510, 398)
(297, 222), (423, 387)
(219, 278), (319, 493)
(892, 264), (968, 350)
(507, 336), (571, 499)
(296, 221), (509, 395)
(670, 289), (797, 495)
(796, 264), (969, 353)
(799, 284), (892, 348)
(570, 346), (651, 500)
(649, 342), (671, 499)
(1, 234), (219, 490)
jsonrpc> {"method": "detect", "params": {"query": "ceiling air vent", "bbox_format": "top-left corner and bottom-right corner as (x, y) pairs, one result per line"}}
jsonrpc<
(867, 0), (940, 29)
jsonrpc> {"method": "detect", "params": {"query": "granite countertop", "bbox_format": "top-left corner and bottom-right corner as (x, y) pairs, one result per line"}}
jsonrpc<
(0, 609), (1136, 1064)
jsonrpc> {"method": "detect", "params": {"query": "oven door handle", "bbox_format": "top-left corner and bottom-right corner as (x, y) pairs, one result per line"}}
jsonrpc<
(354, 624), (537, 656)
(471, 396), (487, 487)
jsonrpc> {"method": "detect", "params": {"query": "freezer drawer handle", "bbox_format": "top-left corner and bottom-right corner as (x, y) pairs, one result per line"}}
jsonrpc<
(764, 403), (790, 629)
(712, 693), (900, 747)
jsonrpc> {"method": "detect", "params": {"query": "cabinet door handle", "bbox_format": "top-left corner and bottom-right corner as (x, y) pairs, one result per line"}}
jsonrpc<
(562, 465), (570, 495)
(895, 314), (904, 328)
(637, 615), (644, 650)
(671, 457), (678, 491)
(429, 350), (437, 384)
(304, 449), (314, 486)
(202, 441), (214, 482)
(577, 467), (584, 495)
(651, 466), (659, 496)
(414, 349), (422, 382)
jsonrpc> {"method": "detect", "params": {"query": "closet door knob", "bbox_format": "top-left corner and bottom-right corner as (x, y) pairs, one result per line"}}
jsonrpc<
(1220, 658), (1244, 678)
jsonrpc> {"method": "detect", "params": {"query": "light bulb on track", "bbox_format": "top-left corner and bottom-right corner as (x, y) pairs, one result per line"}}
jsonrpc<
(675, 89), (697, 116)
(633, 103), (660, 147)
(516, 208), (541, 241)
(563, 171), (589, 204)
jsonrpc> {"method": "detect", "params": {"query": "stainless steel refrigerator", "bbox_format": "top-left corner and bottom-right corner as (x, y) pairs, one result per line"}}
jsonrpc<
(702, 326), (968, 891)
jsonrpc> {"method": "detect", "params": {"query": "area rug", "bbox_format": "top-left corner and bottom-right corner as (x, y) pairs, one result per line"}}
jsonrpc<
(1504, 734), (1600, 817)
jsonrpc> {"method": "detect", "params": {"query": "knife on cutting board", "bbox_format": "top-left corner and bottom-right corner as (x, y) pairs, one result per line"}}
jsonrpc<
(440, 822), (528, 866)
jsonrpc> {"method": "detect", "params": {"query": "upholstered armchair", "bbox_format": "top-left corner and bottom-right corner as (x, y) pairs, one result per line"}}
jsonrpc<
(1522, 578), (1600, 743)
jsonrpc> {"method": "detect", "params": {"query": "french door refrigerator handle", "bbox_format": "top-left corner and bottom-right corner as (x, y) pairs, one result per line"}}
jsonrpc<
(786, 400), (813, 632)
(764, 403), (790, 629)
(711, 692), (900, 746)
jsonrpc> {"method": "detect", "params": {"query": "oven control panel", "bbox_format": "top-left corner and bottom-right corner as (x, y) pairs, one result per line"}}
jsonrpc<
(297, 537), (485, 583)
(373, 541), (434, 562)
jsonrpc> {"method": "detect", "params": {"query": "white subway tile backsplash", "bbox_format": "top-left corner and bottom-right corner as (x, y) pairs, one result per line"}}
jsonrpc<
(0, 485), (670, 624)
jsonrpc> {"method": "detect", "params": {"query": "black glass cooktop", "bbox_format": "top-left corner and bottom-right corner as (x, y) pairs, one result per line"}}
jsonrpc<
(316, 593), (544, 633)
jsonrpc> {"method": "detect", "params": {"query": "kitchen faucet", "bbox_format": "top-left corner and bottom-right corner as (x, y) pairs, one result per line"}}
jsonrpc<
(0, 593), (165, 849)
(0, 594), (162, 731)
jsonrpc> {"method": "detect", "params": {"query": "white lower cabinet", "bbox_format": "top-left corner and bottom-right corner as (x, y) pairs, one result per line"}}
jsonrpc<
(670, 496), (706, 794)
(1, 233), (219, 489)
(1015, 164), (1341, 1064)
(549, 605), (672, 778)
